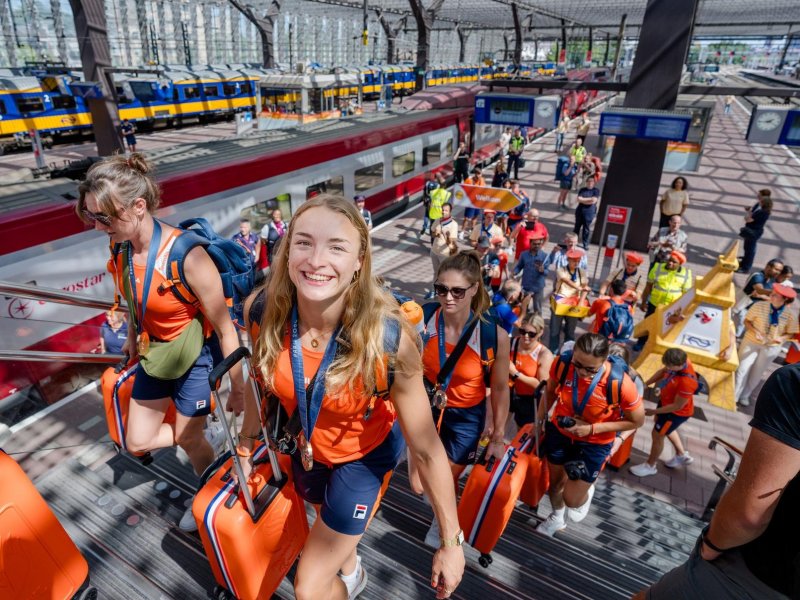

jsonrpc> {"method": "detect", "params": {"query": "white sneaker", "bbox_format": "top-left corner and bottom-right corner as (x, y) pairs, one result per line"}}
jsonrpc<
(339, 555), (368, 599)
(738, 396), (750, 407)
(567, 484), (595, 523)
(665, 453), (694, 468)
(178, 503), (198, 532)
(204, 420), (227, 456)
(629, 462), (658, 477)
(424, 519), (440, 548)
(535, 512), (566, 537)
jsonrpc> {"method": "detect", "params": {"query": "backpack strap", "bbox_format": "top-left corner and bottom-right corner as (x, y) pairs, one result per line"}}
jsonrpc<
(479, 311), (498, 386)
(158, 230), (209, 307)
(555, 350), (573, 388)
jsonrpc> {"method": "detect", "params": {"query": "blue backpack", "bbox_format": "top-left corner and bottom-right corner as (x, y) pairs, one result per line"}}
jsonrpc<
(422, 302), (498, 386)
(555, 351), (632, 415)
(161, 218), (255, 330)
(600, 299), (635, 341)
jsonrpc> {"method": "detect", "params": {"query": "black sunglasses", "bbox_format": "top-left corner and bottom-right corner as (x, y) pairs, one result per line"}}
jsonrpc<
(82, 207), (113, 227)
(519, 329), (539, 339)
(572, 360), (603, 376)
(433, 282), (475, 300)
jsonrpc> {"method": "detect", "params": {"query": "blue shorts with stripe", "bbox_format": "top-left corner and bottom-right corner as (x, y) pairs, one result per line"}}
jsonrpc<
(542, 421), (613, 483)
(132, 337), (222, 418)
(435, 402), (487, 466)
(464, 207), (482, 219)
(291, 421), (406, 535)
(654, 413), (690, 435)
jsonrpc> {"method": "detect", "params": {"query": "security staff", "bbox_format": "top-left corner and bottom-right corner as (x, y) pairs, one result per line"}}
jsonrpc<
(506, 129), (525, 179)
(429, 178), (451, 222)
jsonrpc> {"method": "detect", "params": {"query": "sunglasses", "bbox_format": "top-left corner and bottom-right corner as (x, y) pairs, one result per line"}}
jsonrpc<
(572, 360), (603, 376)
(519, 329), (539, 339)
(82, 207), (113, 227)
(433, 283), (475, 300)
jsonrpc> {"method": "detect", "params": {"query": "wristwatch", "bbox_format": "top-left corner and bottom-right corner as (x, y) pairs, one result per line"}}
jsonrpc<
(511, 372), (520, 380)
(440, 529), (465, 548)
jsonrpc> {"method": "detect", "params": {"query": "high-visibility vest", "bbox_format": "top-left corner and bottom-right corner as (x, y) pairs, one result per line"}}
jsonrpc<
(509, 136), (525, 153)
(429, 188), (451, 220)
(648, 263), (692, 306)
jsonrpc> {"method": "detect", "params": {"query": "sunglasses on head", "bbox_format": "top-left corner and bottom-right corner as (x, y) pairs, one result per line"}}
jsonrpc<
(81, 207), (113, 227)
(572, 360), (602, 375)
(433, 282), (475, 300)
(519, 329), (539, 339)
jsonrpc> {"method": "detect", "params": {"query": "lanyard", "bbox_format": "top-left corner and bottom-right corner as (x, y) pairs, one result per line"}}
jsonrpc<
(569, 267), (579, 283)
(127, 220), (162, 333)
(437, 310), (473, 392)
(769, 305), (783, 327)
(571, 364), (604, 417)
(290, 305), (341, 441)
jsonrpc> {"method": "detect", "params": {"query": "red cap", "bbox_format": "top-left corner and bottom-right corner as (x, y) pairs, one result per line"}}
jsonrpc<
(670, 250), (686, 265)
(566, 249), (584, 260)
(490, 236), (504, 245)
(483, 209), (497, 216)
(772, 283), (797, 300)
(624, 251), (643, 265)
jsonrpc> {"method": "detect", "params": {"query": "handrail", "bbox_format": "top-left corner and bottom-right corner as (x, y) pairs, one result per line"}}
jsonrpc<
(702, 436), (744, 521)
(0, 350), (124, 364)
(0, 280), (114, 311)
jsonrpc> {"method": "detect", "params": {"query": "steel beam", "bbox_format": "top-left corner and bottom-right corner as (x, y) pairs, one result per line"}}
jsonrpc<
(228, 0), (280, 68)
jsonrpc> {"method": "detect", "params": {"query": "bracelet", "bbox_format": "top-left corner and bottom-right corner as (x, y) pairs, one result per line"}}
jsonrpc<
(701, 528), (727, 553)
(590, 423), (595, 436)
(238, 432), (259, 442)
(235, 445), (252, 458)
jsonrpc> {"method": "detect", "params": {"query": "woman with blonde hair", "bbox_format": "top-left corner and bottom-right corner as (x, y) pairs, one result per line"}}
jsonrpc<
(508, 313), (553, 432)
(237, 194), (464, 600)
(77, 153), (243, 532)
(413, 249), (510, 546)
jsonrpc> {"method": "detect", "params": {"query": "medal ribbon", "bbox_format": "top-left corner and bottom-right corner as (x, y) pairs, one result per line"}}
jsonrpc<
(290, 305), (342, 443)
(437, 309), (473, 393)
(571, 363), (605, 417)
(127, 220), (162, 335)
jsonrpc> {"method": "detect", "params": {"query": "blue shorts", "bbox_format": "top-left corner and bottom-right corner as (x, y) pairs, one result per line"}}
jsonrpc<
(291, 421), (406, 535)
(654, 413), (690, 436)
(542, 421), (613, 483)
(131, 338), (222, 418)
(435, 402), (486, 465)
(464, 207), (481, 219)
(559, 180), (573, 190)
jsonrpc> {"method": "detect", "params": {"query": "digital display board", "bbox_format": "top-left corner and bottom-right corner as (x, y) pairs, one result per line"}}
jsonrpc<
(599, 115), (639, 137)
(474, 94), (560, 129)
(779, 112), (800, 146)
(599, 110), (692, 142)
(643, 117), (691, 141)
(489, 99), (531, 125)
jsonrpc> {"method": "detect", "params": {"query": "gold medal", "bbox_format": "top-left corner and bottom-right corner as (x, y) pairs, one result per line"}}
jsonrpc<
(137, 332), (150, 355)
(433, 388), (448, 410)
(298, 432), (314, 471)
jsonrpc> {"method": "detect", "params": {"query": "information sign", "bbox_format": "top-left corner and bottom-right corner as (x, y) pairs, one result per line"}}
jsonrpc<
(599, 109), (692, 142)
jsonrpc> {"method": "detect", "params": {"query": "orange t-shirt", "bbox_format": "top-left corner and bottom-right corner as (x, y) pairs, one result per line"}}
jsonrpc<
(512, 342), (546, 395)
(422, 338), (486, 409)
(589, 296), (633, 335)
(112, 230), (199, 341)
(550, 360), (641, 445)
(271, 336), (394, 465)
(657, 362), (697, 418)
(491, 250), (509, 288)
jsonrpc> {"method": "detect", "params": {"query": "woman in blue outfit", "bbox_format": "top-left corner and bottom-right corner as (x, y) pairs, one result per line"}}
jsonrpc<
(738, 189), (773, 273)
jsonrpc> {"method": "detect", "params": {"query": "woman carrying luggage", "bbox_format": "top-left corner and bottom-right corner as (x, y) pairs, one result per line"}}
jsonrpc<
(77, 153), (244, 531)
(413, 250), (511, 547)
(238, 194), (464, 600)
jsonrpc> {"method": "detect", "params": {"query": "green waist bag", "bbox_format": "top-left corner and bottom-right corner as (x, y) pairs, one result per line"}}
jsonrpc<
(139, 316), (205, 380)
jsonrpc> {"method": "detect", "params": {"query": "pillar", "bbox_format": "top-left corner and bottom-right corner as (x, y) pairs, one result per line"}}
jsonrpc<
(611, 13), (627, 78)
(409, 0), (444, 91)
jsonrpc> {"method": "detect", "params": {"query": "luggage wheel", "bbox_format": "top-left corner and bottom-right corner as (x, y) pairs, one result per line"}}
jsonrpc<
(478, 553), (493, 568)
(213, 584), (233, 600)
(76, 587), (98, 600)
(137, 451), (154, 466)
(113, 443), (122, 455)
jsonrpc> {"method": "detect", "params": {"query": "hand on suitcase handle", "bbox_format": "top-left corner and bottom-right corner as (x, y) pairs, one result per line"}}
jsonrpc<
(208, 346), (251, 390)
(114, 353), (130, 374)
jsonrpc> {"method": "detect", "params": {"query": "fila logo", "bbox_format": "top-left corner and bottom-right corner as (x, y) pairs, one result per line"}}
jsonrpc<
(353, 504), (368, 520)
(196, 399), (207, 410)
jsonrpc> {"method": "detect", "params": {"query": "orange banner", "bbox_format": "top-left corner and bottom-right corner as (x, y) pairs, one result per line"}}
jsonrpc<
(452, 184), (521, 213)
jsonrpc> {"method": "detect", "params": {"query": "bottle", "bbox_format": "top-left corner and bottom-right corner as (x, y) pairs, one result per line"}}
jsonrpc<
(474, 435), (490, 464)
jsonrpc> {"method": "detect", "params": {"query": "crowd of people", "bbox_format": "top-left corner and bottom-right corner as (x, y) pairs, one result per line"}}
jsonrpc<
(75, 105), (798, 600)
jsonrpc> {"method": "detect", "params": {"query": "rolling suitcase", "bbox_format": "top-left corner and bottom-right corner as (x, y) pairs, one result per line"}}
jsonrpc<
(100, 362), (176, 465)
(607, 431), (635, 470)
(555, 155), (569, 181)
(193, 347), (308, 600)
(0, 449), (97, 600)
(457, 445), (528, 568)
(512, 423), (549, 509)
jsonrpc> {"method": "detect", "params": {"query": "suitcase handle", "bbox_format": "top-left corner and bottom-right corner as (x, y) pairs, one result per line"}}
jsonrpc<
(209, 347), (284, 519)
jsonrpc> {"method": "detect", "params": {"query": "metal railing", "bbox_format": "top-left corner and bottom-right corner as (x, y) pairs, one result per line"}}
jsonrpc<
(0, 280), (115, 311)
(701, 436), (744, 521)
(0, 350), (123, 364)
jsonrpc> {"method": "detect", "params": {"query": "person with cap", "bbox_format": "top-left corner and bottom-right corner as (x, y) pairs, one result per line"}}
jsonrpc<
(732, 258), (784, 337)
(477, 236), (501, 289)
(633, 251), (693, 352)
(489, 235), (510, 293)
(470, 208), (503, 248)
(648, 215), (688, 266)
(549, 248), (590, 352)
(354, 195), (372, 230)
(599, 251), (645, 305)
(573, 176), (600, 251)
(511, 209), (549, 262)
(513, 234), (548, 315)
(506, 128), (526, 179)
(546, 232), (588, 281)
(734, 283), (799, 406)
(461, 167), (486, 240)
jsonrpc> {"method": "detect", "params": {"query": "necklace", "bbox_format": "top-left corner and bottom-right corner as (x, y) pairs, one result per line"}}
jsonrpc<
(307, 328), (334, 349)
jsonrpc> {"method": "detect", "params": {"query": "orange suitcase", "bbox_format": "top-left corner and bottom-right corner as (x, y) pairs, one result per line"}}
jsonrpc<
(101, 362), (177, 465)
(512, 424), (550, 509)
(607, 431), (636, 471)
(457, 445), (528, 568)
(193, 347), (309, 600)
(0, 449), (97, 600)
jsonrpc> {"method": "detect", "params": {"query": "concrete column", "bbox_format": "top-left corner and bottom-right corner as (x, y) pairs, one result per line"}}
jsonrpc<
(134, 0), (150, 63)
(409, 0), (444, 91)
(50, 0), (70, 63)
(1, 0), (17, 66)
(594, 0), (699, 250)
(611, 13), (627, 78)
(511, 3), (522, 68)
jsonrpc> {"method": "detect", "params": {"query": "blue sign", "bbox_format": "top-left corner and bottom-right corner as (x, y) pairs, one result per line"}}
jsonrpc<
(475, 95), (534, 127)
(599, 110), (692, 142)
(778, 111), (800, 146)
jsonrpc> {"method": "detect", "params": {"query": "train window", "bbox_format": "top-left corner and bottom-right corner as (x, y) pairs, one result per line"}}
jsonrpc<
(392, 151), (415, 177)
(16, 97), (44, 113)
(0, 101), (6, 115)
(240, 194), (292, 231)
(203, 85), (219, 97)
(51, 95), (76, 109)
(306, 176), (344, 199)
(223, 83), (239, 96)
(184, 86), (200, 99)
(422, 143), (441, 166)
(354, 162), (384, 192)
